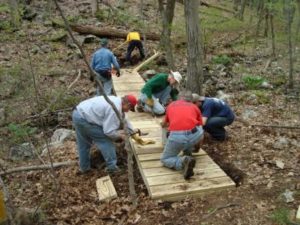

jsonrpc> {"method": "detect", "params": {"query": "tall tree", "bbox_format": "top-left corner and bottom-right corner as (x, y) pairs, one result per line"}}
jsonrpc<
(8, 0), (21, 29)
(184, 0), (204, 94)
(158, 0), (176, 70)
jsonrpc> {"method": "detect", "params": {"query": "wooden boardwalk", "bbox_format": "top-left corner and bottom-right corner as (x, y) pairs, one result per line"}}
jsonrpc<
(112, 69), (235, 201)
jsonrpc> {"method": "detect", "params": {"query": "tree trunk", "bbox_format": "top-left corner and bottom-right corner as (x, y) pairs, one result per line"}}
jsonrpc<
(70, 25), (160, 40)
(238, 0), (246, 20)
(284, 1), (295, 88)
(296, 0), (300, 41)
(264, 7), (269, 37)
(184, 0), (204, 94)
(270, 9), (276, 57)
(233, 0), (240, 12)
(8, 0), (20, 29)
(159, 0), (176, 70)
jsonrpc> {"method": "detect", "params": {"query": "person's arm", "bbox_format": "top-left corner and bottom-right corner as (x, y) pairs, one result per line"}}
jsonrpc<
(91, 54), (96, 70)
(102, 106), (122, 140)
(202, 117), (208, 126)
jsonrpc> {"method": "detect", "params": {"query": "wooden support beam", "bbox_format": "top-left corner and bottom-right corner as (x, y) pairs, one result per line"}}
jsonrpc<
(96, 176), (117, 201)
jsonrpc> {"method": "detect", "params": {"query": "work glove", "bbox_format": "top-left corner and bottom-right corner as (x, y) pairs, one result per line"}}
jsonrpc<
(145, 98), (154, 107)
(116, 70), (121, 77)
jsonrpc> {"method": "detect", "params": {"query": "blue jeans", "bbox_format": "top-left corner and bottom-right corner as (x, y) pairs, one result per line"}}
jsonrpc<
(96, 73), (113, 95)
(160, 126), (203, 170)
(139, 86), (172, 115)
(204, 117), (234, 140)
(72, 110), (117, 172)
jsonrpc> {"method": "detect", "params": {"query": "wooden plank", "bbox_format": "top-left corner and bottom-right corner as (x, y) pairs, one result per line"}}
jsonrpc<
(140, 155), (217, 169)
(96, 176), (117, 201)
(133, 144), (164, 155)
(115, 91), (140, 97)
(143, 164), (221, 177)
(147, 169), (227, 186)
(138, 151), (207, 162)
(150, 176), (235, 199)
(296, 205), (300, 222)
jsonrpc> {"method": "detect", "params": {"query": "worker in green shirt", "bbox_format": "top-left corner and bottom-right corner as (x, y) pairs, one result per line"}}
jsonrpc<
(137, 71), (182, 115)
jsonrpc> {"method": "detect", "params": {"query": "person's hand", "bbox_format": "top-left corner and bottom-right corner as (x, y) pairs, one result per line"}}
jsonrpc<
(160, 121), (168, 128)
(116, 71), (121, 77)
(145, 98), (154, 107)
(117, 130), (126, 140)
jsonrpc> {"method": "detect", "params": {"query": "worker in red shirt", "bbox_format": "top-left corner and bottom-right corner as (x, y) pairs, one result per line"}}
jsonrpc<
(160, 91), (204, 179)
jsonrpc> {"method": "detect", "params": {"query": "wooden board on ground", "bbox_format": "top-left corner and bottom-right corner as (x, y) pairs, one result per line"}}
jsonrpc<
(96, 176), (117, 201)
(112, 69), (235, 201)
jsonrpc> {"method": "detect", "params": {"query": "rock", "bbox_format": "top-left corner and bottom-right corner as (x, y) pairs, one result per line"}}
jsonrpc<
(48, 31), (67, 42)
(51, 128), (75, 143)
(40, 44), (51, 53)
(9, 143), (36, 160)
(142, 70), (156, 80)
(216, 90), (232, 102)
(275, 160), (285, 169)
(83, 35), (98, 44)
(260, 81), (273, 89)
(281, 189), (294, 203)
(290, 139), (300, 148)
(31, 45), (40, 54)
(241, 109), (258, 120)
(216, 82), (225, 90)
(273, 137), (289, 150)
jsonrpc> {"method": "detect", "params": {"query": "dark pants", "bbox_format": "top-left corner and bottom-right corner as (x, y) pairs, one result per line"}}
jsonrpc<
(126, 40), (145, 62)
(204, 117), (234, 141)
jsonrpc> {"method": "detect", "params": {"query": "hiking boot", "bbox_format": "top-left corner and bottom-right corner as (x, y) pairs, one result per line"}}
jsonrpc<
(105, 166), (121, 174)
(75, 169), (92, 176)
(182, 156), (196, 180)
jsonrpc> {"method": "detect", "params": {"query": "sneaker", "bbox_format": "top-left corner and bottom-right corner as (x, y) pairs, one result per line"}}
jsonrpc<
(136, 100), (144, 113)
(75, 169), (91, 176)
(182, 156), (196, 180)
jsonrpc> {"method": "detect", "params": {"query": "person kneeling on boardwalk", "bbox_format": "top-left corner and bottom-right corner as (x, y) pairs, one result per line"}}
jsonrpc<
(160, 91), (204, 180)
(137, 71), (182, 115)
(192, 94), (235, 141)
(72, 95), (137, 174)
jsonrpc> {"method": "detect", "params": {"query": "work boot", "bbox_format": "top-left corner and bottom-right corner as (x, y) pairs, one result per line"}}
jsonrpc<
(182, 156), (196, 180)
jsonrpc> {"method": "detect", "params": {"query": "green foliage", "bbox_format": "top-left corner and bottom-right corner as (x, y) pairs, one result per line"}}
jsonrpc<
(212, 55), (232, 66)
(272, 74), (287, 87)
(242, 75), (266, 89)
(8, 123), (37, 143)
(0, 3), (9, 13)
(252, 90), (271, 104)
(270, 208), (290, 225)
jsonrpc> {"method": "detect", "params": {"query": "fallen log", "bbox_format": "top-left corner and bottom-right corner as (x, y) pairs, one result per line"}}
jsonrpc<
(70, 25), (160, 41)
(0, 161), (77, 176)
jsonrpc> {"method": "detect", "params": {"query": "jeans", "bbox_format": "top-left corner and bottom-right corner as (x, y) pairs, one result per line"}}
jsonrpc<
(126, 40), (145, 62)
(204, 117), (234, 140)
(72, 110), (117, 172)
(139, 86), (172, 115)
(96, 72), (112, 95)
(160, 126), (203, 170)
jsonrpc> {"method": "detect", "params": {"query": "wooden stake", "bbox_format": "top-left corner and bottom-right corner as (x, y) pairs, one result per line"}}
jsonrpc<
(133, 51), (160, 72)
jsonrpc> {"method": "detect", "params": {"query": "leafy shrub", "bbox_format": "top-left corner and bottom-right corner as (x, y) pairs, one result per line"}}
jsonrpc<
(270, 208), (290, 225)
(212, 55), (232, 66)
(242, 75), (266, 89)
(8, 123), (37, 143)
(252, 90), (271, 104)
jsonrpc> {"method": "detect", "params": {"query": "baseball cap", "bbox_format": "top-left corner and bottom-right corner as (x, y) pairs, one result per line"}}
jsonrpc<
(100, 38), (108, 46)
(171, 71), (182, 84)
(192, 93), (205, 102)
(125, 95), (137, 112)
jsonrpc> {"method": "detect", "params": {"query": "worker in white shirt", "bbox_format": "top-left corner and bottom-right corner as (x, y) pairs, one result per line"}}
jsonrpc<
(72, 95), (138, 174)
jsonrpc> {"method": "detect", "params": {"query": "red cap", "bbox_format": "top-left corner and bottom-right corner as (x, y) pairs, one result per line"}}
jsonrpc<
(125, 95), (137, 112)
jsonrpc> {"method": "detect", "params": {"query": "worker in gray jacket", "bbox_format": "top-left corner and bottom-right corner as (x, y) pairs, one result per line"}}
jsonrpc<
(72, 95), (137, 173)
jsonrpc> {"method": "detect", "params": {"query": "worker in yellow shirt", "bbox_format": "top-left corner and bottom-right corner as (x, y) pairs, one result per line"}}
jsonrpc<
(126, 31), (145, 64)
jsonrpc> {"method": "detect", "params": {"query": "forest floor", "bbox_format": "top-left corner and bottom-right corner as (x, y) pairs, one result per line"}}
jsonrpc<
(1, 0), (300, 225)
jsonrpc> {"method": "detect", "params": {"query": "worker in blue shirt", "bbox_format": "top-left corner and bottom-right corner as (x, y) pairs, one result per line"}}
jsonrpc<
(91, 38), (121, 95)
(192, 94), (235, 141)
